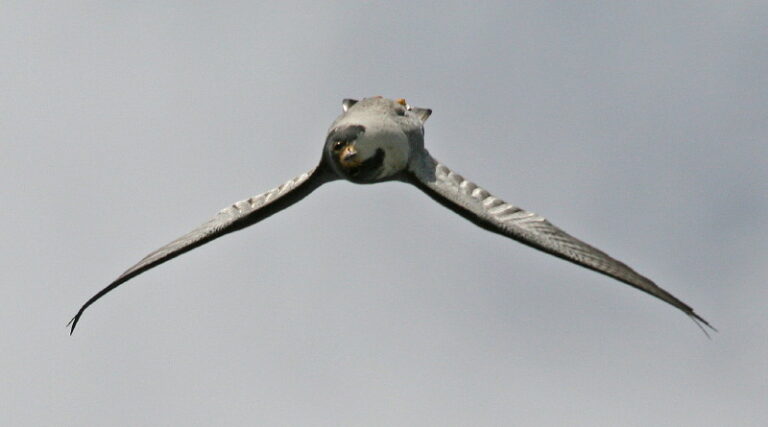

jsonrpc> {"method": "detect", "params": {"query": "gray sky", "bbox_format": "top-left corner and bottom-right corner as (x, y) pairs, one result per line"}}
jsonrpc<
(3, 2), (766, 426)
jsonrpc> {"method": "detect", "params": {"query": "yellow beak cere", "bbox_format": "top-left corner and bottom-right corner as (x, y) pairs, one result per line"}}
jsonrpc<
(339, 145), (361, 167)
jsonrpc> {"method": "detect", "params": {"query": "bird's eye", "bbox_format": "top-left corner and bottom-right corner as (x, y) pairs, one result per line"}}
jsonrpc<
(333, 141), (344, 151)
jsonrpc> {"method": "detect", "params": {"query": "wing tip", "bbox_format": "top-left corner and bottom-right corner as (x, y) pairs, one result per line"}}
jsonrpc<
(688, 311), (717, 339)
(67, 309), (84, 335)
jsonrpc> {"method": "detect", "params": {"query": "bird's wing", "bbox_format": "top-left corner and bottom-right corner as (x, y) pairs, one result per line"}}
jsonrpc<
(69, 163), (336, 334)
(407, 152), (713, 332)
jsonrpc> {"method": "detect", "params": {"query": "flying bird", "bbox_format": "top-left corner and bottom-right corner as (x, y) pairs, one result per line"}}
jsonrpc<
(68, 96), (713, 334)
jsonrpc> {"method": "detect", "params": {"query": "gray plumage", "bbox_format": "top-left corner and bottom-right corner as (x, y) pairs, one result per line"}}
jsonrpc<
(69, 96), (713, 335)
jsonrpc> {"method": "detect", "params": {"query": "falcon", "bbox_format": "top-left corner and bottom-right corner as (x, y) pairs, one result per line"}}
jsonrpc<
(68, 96), (713, 334)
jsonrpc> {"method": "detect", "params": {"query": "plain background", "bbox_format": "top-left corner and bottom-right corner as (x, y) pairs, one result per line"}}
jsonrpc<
(3, 2), (766, 426)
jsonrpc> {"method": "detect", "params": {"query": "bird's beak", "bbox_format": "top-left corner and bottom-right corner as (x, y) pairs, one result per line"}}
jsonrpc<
(339, 145), (361, 167)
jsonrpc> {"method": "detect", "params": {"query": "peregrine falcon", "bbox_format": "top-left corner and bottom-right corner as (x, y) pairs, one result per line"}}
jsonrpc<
(68, 96), (714, 335)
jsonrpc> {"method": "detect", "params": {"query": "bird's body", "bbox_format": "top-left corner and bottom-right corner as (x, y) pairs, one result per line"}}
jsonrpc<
(68, 96), (713, 335)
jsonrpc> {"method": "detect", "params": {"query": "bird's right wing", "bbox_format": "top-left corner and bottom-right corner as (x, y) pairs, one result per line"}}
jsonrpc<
(407, 151), (714, 333)
(69, 162), (336, 333)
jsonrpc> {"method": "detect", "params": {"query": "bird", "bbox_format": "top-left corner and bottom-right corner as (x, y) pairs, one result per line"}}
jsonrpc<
(68, 96), (714, 335)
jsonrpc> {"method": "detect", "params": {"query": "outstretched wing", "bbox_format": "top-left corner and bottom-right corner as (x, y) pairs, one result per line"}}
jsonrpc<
(407, 152), (713, 332)
(69, 163), (336, 334)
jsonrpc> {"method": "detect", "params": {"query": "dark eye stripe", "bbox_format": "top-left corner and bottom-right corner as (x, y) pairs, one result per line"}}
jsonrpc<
(328, 124), (366, 144)
(359, 148), (385, 171)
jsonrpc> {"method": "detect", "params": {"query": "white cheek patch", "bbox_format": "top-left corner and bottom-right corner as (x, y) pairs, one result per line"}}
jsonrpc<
(379, 138), (409, 176)
(357, 129), (409, 178)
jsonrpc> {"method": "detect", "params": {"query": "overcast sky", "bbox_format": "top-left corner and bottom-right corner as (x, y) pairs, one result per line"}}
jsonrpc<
(3, 2), (767, 426)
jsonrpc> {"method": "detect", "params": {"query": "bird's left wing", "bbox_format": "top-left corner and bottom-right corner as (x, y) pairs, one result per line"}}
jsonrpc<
(406, 152), (713, 332)
(68, 163), (336, 334)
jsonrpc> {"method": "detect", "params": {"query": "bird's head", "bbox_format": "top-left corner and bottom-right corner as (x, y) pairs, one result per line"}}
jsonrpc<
(324, 96), (431, 183)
